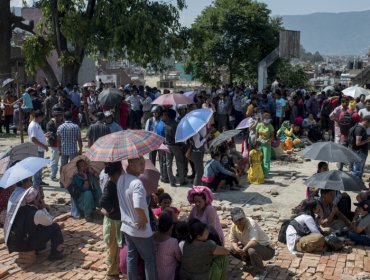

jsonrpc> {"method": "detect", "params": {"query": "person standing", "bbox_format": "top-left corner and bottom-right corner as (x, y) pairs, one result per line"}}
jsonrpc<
(351, 115), (370, 178)
(145, 105), (163, 167)
(141, 91), (153, 128)
(57, 111), (83, 177)
(329, 97), (349, 144)
(86, 112), (110, 147)
(256, 113), (274, 177)
(28, 110), (48, 187)
(216, 93), (229, 131)
(3, 91), (15, 134)
(358, 99), (370, 137)
(117, 156), (158, 280)
(191, 125), (208, 186)
(44, 88), (59, 122)
(46, 106), (64, 181)
(126, 89), (143, 129)
(163, 109), (187, 187)
(104, 111), (122, 133)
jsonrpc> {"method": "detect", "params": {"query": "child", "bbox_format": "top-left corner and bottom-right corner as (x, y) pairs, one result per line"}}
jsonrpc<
(153, 193), (180, 221)
(348, 200), (370, 246)
(153, 213), (181, 280)
(247, 143), (264, 184)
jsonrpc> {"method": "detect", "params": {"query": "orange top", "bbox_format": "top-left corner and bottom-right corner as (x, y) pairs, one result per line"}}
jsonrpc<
(4, 96), (15, 116)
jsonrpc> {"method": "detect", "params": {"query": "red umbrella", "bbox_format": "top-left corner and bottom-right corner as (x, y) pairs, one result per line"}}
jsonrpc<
(151, 93), (193, 106)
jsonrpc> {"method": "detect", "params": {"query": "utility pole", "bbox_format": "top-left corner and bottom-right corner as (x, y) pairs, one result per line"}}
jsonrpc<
(16, 62), (24, 143)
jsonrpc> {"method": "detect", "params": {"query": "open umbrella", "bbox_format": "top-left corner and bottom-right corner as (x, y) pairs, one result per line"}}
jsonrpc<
(209, 129), (241, 149)
(2, 78), (14, 88)
(98, 88), (123, 106)
(3, 187), (32, 244)
(0, 142), (38, 165)
(157, 143), (170, 153)
(323, 86), (335, 93)
(85, 130), (164, 162)
(60, 155), (105, 188)
(298, 142), (362, 164)
(83, 82), (96, 88)
(305, 170), (365, 192)
(175, 109), (213, 143)
(151, 93), (193, 106)
(0, 156), (10, 177)
(0, 157), (49, 189)
(236, 117), (254, 130)
(183, 91), (196, 101)
(122, 159), (160, 194)
(343, 86), (369, 99)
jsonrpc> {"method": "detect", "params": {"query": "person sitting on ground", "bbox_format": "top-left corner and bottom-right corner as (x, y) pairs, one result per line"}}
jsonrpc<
(306, 161), (328, 199)
(348, 200), (370, 246)
(286, 199), (325, 254)
(201, 151), (237, 192)
(72, 159), (102, 222)
(152, 193), (180, 221)
(100, 162), (123, 280)
(187, 186), (225, 245)
(6, 187), (64, 261)
(179, 221), (229, 280)
(317, 189), (351, 233)
(7, 177), (33, 212)
(153, 213), (181, 280)
(221, 153), (241, 189)
(229, 207), (275, 276)
(247, 142), (264, 185)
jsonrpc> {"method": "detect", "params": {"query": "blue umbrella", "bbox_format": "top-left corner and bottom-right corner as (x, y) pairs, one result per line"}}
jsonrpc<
(175, 109), (213, 142)
(0, 157), (50, 189)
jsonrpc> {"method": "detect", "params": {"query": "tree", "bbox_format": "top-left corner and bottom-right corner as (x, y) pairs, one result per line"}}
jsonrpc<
(300, 45), (324, 63)
(184, 0), (281, 85)
(269, 58), (309, 89)
(22, 0), (185, 85)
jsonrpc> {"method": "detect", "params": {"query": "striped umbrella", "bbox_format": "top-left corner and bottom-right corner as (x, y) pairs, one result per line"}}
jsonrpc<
(85, 130), (164, 162)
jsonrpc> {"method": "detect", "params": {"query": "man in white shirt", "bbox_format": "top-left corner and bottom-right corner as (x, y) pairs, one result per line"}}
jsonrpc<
(28, 110), (48, 187)
(229, 207), (274, 275)
(117, 156), (157, 279)
(358, 99), (370, 136)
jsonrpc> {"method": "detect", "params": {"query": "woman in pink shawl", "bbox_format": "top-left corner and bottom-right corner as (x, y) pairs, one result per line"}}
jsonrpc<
(187, 186), (225, 245)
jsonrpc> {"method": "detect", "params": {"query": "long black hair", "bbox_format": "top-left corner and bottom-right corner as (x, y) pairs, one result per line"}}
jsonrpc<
(301, 198), (318, 218)
(187, 221), (208, 243)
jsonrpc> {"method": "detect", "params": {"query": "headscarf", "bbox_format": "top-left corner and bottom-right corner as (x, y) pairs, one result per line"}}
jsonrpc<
(25, 187), (39, 204)
(187, 186), (213, 205)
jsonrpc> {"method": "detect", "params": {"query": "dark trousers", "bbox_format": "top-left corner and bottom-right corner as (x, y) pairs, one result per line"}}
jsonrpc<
(234, 110), (244, 128)
(231, 243), (275, 270)
(129, 110), (142, 129)
(191, 149), (205, 186)
(149, 150), (158, 167)
(34, 223), (64, 253)
(166, 145), (186, 184)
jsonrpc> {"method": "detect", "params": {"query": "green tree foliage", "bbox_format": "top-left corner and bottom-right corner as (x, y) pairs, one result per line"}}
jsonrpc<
(23, 0), (185, 85)
(184, 0), (281, 85)
(269, 58), (309, 88)
(300, 46), (324, 63)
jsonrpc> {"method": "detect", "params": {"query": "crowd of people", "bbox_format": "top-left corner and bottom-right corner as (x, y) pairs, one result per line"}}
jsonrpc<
(1, 79), (370, 280)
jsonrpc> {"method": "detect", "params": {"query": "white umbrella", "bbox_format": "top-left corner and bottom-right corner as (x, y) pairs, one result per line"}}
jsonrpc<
(0, 157), (49, 189)
(2, 78), (14, 88)
(323, 86), (334, 92)
(343, 86), (369, 99)
(183, 91), (196, 101)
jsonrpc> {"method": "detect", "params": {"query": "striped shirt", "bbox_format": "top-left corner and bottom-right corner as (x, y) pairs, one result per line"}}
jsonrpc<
(57, 121), (81, 155)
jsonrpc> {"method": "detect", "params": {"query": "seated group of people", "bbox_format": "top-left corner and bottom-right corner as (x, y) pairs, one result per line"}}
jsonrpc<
(284, 161), (370, 255)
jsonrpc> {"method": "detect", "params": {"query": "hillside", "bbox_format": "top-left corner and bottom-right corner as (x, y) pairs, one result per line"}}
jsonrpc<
(282, 10), (370, 55)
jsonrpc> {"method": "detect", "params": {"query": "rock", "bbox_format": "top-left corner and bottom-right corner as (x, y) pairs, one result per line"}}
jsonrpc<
(214, 205), (222, 211)
(50, 193), (57, 197)
(270, 189), (279, 196)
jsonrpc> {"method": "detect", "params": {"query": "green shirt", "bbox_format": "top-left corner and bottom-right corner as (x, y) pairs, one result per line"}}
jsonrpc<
(256, 123), (274, 141)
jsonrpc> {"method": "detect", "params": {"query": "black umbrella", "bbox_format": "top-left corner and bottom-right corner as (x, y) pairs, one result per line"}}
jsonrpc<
(98, 88), (123, 106)
(298, 142), (362, 164)
(209, 129), (241, 149)
(305, 170), (365, 192)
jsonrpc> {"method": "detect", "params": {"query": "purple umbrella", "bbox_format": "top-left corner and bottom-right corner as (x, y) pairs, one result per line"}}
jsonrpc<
(236, 117), (254, 130)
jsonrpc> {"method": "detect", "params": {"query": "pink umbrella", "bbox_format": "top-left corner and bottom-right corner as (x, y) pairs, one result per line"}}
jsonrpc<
(122, 159), (160, 195)
(151, 93), (193, 106)
(157, 143), (170, 153)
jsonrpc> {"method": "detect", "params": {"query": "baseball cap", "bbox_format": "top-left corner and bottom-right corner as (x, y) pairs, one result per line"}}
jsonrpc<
(230, 207), (246, 222)
(104, 111), (113, 117)
(354, 200), (370, 211)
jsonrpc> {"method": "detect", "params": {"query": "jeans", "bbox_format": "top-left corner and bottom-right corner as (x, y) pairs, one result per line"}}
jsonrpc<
(348, 231), (370, 246)
(124, 233), (158, 280)
(352, 150), (367, 178)
(50, 147), (60, 179)
(33, 151), (45, 186)
(158, 150), (168, 181)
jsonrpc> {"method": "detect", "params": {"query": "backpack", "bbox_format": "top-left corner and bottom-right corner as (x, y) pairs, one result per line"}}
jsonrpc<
(321, 99), (332, 117)
(348, 124), (365, 148)
(338, 111), (354, 135)
(278, 218), (312, 244)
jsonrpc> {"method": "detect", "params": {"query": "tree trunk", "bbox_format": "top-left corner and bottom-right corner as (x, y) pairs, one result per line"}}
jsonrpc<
(61, 63), (81, 85)
(0, 1), (13, 81)
(41, 59), (59, 86)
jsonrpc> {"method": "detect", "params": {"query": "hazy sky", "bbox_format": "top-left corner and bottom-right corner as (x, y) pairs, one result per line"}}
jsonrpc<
(11, 0), (370, 27)
(180, 0), (370, 26)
